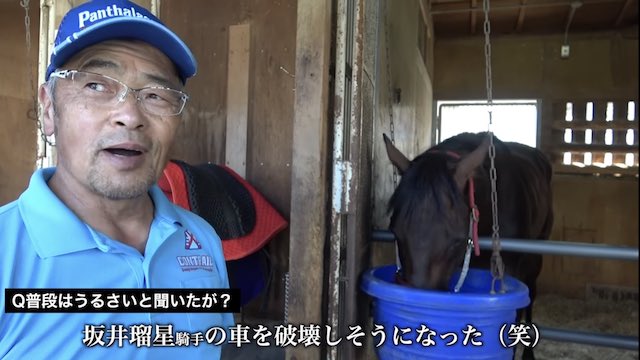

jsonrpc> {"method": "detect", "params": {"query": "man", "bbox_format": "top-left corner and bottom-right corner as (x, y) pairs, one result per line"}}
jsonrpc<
(0, 0), (234, 358)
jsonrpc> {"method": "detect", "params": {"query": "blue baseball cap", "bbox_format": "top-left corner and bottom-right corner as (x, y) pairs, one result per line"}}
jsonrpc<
(45, 0), (196, 84)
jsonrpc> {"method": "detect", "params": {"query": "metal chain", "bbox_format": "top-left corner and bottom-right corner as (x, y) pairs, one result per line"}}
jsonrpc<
(20, 0), (53, 164)
(482, 0), (505, 293)
(283, 272), (290, 324)
(21, 0), (31, 49)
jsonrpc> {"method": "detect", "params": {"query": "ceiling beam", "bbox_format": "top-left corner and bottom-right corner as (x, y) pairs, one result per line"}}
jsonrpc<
(515, 0), (527, 32)
(613, 0), (633, 27)
(431, 0), (626, 15)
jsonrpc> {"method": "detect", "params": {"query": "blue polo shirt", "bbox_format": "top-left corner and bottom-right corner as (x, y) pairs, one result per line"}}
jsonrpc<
(0, 168), (234, 359)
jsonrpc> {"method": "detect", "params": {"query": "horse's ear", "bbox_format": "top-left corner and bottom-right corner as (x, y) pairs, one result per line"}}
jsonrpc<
(454, 134), (491, 189)
(383, 133), (410, 174)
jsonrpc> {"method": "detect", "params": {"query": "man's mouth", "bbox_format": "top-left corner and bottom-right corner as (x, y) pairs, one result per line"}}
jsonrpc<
(105, 148), (143, 157)
(103, 143), (148, 157)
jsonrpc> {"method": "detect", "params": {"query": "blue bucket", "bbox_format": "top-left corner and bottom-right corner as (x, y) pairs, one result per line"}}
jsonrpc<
(361, 265), (530, 359)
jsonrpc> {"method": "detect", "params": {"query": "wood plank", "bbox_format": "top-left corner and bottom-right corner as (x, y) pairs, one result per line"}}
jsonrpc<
(553, 164), (639, 176)
(572, 100), (587, 145)
(554, 143), (638, 153)
(287, 0), (332, 358)
(225, 23), (251, 177)
(242, 0), (297, 319)
(551, 122), (637, 131)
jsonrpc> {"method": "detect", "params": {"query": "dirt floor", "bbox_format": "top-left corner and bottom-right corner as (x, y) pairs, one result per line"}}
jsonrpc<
(531, 293), (639, 360)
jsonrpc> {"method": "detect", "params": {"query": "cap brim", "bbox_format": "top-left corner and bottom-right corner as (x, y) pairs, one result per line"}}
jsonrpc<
(49, 17), (196, 83)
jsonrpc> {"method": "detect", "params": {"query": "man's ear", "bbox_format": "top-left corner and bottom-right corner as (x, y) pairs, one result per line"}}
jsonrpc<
(38, 83), (56, 136)
(383, 133), (410, 174)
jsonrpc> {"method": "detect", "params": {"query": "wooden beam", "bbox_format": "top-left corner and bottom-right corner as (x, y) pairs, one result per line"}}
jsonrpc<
(431, 0), (621, 15)
(614, 0), (633, 27)
(551, 123), (637, 131)
(553, 164), (639, 176)
(554, 144), (638, 153)
(225, 23), (251, 177)
(287, 0), (332, 359)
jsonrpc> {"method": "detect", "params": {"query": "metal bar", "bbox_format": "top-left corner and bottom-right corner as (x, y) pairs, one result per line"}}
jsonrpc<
(327, 0), (349, 358)
(371, 230), (639, 261)
(371, 229), (639, 350)
(538, 326), (639, 350)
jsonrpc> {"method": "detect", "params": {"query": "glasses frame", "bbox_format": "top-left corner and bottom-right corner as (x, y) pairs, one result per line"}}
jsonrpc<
(49, 69), (190, 116)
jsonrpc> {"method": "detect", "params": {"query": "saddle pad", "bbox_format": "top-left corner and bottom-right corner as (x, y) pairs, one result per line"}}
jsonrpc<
(158, 160), (288, 260)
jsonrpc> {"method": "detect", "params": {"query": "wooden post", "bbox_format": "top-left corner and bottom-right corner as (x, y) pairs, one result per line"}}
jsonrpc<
(287, 0), (332, 359)
(225, 23), (251, 177)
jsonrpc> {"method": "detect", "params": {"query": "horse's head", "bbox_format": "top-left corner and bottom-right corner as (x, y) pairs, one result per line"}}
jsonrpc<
(383, 134), (490, 290)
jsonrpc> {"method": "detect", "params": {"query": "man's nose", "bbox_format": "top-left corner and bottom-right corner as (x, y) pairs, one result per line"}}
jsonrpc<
(111, 90), (147, 129)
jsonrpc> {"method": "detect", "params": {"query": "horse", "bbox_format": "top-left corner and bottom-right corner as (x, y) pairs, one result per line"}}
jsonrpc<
(383, 132), (553, 360)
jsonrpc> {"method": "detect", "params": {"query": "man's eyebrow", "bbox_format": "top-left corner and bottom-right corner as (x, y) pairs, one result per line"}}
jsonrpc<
(144, 73), (181, 90)
(77, 59), (119, 72)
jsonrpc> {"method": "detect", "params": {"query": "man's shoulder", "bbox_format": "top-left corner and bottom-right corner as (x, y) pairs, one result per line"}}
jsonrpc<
(0, 198), (23, 226)
(0, 200), (18, 216)
(172, 204), (217, 233)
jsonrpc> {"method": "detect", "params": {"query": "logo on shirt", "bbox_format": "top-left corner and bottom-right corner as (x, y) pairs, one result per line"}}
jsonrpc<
(184, 230), (202, 250)
(177, 230), (211, 272)
(176, 255), (214, 272)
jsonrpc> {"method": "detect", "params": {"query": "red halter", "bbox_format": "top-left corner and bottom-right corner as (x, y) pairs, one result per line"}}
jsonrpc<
(439, 150), (481, 257)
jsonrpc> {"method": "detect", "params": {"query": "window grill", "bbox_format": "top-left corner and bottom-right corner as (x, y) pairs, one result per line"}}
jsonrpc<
(552, 100), (638, 177)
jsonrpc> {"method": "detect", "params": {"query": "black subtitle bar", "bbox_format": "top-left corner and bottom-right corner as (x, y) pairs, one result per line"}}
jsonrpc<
(4, 288), (240, 313)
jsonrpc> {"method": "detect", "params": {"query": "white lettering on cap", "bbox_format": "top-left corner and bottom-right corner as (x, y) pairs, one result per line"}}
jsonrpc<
(77, 4), (148, 28)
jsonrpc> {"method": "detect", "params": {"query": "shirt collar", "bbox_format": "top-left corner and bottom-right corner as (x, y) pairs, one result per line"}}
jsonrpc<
(19, 168), (182, 258)
(19, 168), (97, 258)
(148, 185), (182, 227)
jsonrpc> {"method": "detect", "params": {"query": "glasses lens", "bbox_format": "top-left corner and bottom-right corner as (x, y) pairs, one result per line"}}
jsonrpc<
(69, 72), (124, 105)
(138, 88), (187, 116)
(58, 71), (187, 116)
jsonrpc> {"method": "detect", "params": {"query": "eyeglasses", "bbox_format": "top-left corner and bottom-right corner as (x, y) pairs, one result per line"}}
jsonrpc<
(49, 70), (190, 116)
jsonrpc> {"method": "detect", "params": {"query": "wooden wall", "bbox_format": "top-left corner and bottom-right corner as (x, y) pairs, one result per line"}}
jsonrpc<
(434, 29), (639, 298)
(0, 2), (39, 206)
(434, 30), (638, 100)
(160, 0), (297, 318)
(371, 0), (435, 266)
(544, 175), (638, 297)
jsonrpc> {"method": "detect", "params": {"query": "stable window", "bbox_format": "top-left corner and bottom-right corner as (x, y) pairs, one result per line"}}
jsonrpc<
(436, 100), (538, 147)
(552, 100), (638, 177)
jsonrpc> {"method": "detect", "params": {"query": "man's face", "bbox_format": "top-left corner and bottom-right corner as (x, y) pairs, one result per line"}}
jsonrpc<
(40, 40), (184, 200)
